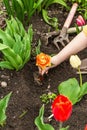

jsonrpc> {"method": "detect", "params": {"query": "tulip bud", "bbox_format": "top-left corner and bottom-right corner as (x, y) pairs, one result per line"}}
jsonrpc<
(70, 55), (81, 69)
(76, 15), (86, 26)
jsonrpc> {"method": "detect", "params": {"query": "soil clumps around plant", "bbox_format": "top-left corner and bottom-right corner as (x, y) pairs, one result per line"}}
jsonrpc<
(0, 3), (87, 130)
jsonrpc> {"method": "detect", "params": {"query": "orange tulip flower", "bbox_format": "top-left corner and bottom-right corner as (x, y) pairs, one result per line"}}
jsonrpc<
(36, 53), (51, 70)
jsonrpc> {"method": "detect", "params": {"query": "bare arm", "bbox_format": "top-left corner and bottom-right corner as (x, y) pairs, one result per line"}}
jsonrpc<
(51, 31), (87, 66)
(40, 27), (87, 75)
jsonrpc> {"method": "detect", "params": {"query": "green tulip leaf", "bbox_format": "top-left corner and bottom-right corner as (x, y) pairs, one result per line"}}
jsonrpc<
(79, 82), (87, 98)
(58, 78), (81, 104)
(0, 92), (12, 126)
(60, 126), (69, 130)
(35, 105), (54, 130)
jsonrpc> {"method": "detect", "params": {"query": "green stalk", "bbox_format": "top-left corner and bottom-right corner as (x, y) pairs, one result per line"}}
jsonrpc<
(78, 67), (82, 87)
(59, 122), (63, 130)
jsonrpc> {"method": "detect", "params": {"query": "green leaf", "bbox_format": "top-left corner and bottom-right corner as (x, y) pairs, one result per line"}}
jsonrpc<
(22, 35), (31, 64)
(3, 0), (12, 16)
(5, 19), (14, 37)
(36, 40), (41, 55)
(21, 25), (33, 64)
(60, 126), (69, 130)
(58, 78), (81, 104)
(0, 92), (12, 126)
(45, 0), (67, 9)
(15, 17), (26, 37)
(42, 9), (58, 29)
(35, 105), (54, 130)
(21, 0), (34, 14)
(12, 33), (23, 55)
(0, 18), (33, 70)
(28, 0), (43, 19)
(16, 0), (24, 9)
(24, 0), (34, 19)
(12, 0), (24, 21)
(0, 29), (15, 48)
(0, 61), (14, 70)
(0, 43), (23, 70)
(79, 82), (87, 98)
(5, 16), (24, 37)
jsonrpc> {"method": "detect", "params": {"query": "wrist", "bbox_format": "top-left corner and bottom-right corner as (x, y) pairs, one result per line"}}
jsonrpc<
(51, 55), (60, 67)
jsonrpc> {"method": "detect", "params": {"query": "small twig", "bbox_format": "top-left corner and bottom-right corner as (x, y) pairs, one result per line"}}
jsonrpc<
(77, 71), (87, 74)
(19, 110), (28, 118)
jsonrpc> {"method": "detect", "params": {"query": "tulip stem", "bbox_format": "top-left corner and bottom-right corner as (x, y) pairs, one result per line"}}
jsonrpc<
(59, 122), (63, 130)
(78, 67), (82, 87)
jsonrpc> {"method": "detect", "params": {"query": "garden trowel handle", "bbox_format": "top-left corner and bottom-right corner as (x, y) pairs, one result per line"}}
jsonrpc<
(63, 3), (78, 29)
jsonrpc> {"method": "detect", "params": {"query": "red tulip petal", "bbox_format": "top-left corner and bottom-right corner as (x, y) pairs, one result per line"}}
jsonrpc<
(52, 95), (72, 122)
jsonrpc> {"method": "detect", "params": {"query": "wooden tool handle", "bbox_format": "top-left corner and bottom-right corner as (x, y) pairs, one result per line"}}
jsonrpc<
(63, 3), (78, 28)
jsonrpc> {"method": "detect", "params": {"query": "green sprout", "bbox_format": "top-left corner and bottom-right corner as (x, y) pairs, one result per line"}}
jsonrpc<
(40, 93), (56, 104)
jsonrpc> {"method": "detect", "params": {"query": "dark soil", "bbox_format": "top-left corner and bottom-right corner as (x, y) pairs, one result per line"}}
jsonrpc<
(0, 2), (87, 130)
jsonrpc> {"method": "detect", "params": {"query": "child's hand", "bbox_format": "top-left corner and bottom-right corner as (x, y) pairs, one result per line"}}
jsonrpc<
(38, 66), (49, 75)
(38, 56), (57, 75)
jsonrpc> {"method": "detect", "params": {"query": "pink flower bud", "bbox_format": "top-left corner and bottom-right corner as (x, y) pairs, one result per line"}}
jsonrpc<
(76, 15), (86, 26)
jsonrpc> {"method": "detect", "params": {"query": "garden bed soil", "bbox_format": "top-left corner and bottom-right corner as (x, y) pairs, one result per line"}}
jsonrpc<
(0, 3), (87, 130)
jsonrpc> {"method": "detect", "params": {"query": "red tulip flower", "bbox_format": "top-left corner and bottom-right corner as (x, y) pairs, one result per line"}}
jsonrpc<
(76, 15), (86, 26)
(52, 95), (72, 122)
(84, 124), (87, 130)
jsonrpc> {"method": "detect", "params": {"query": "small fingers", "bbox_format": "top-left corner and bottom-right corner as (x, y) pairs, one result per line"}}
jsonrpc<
(41, 69), (48, 75)
(38, 67), (49, 75)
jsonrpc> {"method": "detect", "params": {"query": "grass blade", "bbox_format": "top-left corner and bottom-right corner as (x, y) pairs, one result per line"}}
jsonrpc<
(12, 0), (24, 21)
(3, 0), (12, 16)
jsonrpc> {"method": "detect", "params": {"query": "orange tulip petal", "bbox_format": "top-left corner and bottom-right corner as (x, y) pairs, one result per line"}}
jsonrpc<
(36, 53), (51, 69)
